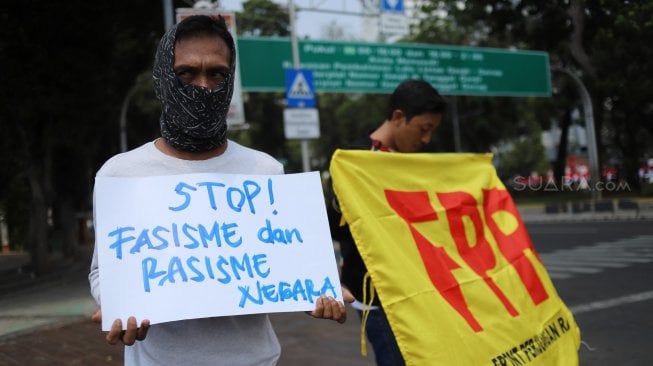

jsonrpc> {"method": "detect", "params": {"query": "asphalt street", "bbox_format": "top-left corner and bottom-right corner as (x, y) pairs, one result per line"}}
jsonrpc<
(0, 217), (651, 365)
(526, 220), (653, 366)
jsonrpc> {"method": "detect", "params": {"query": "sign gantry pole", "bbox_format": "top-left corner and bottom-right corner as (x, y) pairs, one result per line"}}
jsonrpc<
(289, 0), (311, 173)
(162, 0), (174, 30)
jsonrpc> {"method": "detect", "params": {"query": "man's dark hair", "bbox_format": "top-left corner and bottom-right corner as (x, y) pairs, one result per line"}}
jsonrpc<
(175, 15), (235, 53)
(386, 79), (447, 121)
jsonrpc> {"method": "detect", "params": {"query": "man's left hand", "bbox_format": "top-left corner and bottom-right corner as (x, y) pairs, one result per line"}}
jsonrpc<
(308, 288), (355, 323)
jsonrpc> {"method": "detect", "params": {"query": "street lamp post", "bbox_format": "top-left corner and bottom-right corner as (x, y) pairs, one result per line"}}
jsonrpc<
(553, 67), (601, 200)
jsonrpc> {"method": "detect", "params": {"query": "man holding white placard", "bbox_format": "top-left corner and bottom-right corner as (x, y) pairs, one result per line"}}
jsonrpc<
(89, 15), (352, 366)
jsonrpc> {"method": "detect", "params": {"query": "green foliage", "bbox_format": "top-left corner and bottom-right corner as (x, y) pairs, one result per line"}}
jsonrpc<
(588, 1), (653, 183)
(0, 0), (163, 263)
(494, 97), (549, 179)
(237, 0), (290, 36)
(496, 135), (549, 180)
(240, 91), (291, 166)
(2, 0), (651, 268)
(126, 70), (161, 149)
(313, 93), (387, 170)
(408, 2), (566, 157)
(414, 0), (653, 187)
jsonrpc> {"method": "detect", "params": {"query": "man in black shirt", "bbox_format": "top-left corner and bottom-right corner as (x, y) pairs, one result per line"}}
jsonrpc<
(330, 79), (447, 366)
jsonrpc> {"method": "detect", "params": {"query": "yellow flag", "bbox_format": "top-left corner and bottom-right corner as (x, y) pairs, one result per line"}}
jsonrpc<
(330, 150), (580, 366)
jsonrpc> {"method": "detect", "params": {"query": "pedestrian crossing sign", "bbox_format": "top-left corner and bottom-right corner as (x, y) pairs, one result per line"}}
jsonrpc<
(285, 69), (316, 108)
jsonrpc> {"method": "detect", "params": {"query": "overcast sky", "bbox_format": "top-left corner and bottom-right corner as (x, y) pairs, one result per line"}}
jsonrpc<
(219, 0), (365, 39)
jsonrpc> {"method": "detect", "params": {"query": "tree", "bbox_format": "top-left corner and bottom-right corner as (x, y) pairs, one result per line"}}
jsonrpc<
(408, 2), (564, 155)
(414, 0), (653, 189)
(313, 93), (387, 169)
(588, 1), (653, 186)
(238, 0), (290, 37)
(0, 0), (163, 274)
(495, 100), (550, 180)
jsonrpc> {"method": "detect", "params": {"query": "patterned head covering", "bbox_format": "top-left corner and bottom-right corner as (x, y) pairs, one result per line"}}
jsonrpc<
(152, 16), (236, 152)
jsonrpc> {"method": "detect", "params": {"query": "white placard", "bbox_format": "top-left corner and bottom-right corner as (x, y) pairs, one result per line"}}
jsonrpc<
(94, 172), (341, 330)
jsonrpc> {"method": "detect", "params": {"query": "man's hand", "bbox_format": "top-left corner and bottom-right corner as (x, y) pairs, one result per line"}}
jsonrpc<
(308, 287), (355, 324)
(91, 309), (151, 345)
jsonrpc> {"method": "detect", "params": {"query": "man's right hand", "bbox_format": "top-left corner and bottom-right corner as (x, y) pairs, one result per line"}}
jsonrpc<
(91, 309), (151, 346)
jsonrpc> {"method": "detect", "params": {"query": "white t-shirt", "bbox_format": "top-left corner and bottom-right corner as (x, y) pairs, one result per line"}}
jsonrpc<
(89, 140), (284, 366)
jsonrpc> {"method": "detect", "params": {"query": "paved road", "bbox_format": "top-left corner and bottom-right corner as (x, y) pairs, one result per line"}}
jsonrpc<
(1, 218), (651, 365)
(0, 253), (374, 366)
(526, 220), (653, 366)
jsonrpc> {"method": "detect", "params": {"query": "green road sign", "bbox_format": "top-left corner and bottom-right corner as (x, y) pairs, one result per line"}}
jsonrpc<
(237, 37), (551, 96)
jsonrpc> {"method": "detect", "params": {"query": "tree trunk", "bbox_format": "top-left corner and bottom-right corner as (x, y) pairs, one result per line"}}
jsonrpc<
(57, 198), (79, 259)
(26, 165), (51, 275)
(567, 0), (597, 79)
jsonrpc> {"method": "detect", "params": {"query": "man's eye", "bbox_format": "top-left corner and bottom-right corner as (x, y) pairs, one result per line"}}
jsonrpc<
(211, 70), (227, 79)
(176, 70), (192, 80)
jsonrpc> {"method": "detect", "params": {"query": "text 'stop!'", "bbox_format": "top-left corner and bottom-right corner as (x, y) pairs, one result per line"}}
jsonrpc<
(94, 171), (341, 331)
